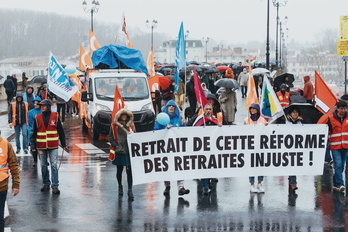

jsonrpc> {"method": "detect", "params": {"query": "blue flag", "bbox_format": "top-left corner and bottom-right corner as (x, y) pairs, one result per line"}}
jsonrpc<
(174, 22), (186, 94)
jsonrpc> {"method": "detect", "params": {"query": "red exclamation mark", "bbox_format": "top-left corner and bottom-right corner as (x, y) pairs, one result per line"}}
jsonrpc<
(309, 151), (313, 166)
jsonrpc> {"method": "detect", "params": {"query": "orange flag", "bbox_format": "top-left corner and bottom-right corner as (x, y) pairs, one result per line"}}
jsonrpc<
(111, 86), (125, 125)
(79, 45), (92, 71)
(146, 45), (155, 77)
(245, 68), (259, 111)
(314, 70), (338, 114)
(89, 29), (101, 56)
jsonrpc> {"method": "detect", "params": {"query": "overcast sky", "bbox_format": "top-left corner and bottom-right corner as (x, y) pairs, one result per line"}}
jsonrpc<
(2, 0), (347, 45)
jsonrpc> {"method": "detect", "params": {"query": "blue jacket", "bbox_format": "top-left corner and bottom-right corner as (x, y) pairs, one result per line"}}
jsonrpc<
(154, 100), (185, 130)
(27, 96), (42, 141)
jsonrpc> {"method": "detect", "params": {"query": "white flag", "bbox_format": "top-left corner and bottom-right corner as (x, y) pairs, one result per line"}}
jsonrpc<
(48, 53), (78, 101)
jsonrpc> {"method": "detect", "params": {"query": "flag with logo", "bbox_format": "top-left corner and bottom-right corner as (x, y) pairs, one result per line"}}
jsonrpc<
(116, 12), (133, 48)
(193, 67), (208, 107)
(245, 69), (259, 111)
(111, 85), (125, 125)
(79, 44), (92, 71)
(314, 70), (338, 114)
(174, 22), (186, 94)
(89, 29), (101, 55)
(146, 45), (155, 77)
(260, 74), (284, 122)
(48, 53), (78, 101)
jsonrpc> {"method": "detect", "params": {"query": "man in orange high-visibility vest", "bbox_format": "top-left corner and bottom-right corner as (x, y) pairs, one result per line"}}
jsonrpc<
(0, 130), (20, 231)
(8, 93), (29, 154)
(30, 99), (67, 195)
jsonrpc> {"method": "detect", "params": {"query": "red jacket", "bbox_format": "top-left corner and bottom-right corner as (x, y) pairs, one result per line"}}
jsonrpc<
(303, 76), (314, 100)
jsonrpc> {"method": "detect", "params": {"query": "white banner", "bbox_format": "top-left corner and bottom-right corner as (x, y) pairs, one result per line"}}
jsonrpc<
(128, 124), (328, 185)
(48, 53), (78, 101)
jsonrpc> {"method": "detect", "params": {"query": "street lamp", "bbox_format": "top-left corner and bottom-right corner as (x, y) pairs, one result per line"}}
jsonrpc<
(266, 0), (270, 70)
(146, 20), (158, 49)
(202, 37), (209, 63)
(279, 16), (288, 68)
(220, 44), (224, 63)
(82, 0), (100, 32)
(272, 0), (288, 67)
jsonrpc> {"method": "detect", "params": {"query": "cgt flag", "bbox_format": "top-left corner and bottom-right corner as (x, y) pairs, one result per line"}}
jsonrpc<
(111, 85), (125, 125)
(146, 45), (155, 77)
(48, 53), (78, 102)
(89, 29), (101, 56)
(79, 44), (92, 71)
(260, 74), (284, 122)
(193, 67), (208, 107)
(314, 70), (338, 114)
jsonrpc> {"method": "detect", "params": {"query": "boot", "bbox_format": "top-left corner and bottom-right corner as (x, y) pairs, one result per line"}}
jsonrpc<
(128, 189), (134, 201)
(118, 185), (123, 196)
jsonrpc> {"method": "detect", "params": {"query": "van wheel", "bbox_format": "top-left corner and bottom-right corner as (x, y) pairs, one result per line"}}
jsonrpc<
(91, 119), (99, 140)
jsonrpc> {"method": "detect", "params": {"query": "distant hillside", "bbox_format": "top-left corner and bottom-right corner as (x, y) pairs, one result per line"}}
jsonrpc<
(0, 9), (171, 59)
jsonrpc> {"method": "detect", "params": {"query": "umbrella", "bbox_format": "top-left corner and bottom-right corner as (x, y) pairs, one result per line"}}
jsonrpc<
(284, 103), (323, 124)
(214, 78), (240, 89)
(205, 68), (219, 74)
(273, 73), (295, 89)
(189, 61), (200, 65)
(181, 65), (202, 72)
(216, 66), (229, 73)
(30, 75), (47, 84)
(9, 69), (23, 75)
(252, 68), (270, 76)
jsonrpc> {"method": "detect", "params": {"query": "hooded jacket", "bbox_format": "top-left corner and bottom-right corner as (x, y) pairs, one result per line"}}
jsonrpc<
(108, 108), (135, 154)
(23, 85), (37, 110)
(244, 103), (267, 125)
(8, 93), (28, 126)
(303, 75), (313, 101)
(27, 97), (42, 141)
(154, 100), (185, 130)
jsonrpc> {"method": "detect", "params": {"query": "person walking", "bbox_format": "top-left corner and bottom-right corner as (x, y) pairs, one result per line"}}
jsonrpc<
(0, 130), (20, 232)
(55, 95), (66, 124)
(321, 101), (348, 192)
(303, 75), (314, 104)
(22, 85), (37, 110)
(219, 87), (237, 124)
(10, 74), (18, 96)
(108, 108), (135, 201)
(30, 99), (67, 194)
(244, 103), (267, 193)
(192, 103), (221, 195)
(27, 96), (42, 166)
(3, 75), (15, 106)
(276, 84), (290, 109)
(285, 106), (304, 191)
(154, 100), (190, 197)
(8, 93), (29, 154)
(238, 68), (249, 98)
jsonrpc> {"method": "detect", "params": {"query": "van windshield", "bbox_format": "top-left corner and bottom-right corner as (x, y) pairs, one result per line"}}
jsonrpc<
(95, 77), (149, 101)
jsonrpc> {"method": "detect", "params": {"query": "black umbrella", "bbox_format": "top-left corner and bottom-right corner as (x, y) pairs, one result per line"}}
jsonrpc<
(274, 73), (295, 91)
(30, 75), (47, 84)
(205, 68), (219, 74)
(181, 66), (202, 72)
(284, 103), (323, 124)
(214, 78), (240, 89)
(189, 61), (200, 65)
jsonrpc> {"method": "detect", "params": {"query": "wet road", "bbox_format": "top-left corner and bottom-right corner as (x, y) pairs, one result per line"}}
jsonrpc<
(2, 92), (348, 231)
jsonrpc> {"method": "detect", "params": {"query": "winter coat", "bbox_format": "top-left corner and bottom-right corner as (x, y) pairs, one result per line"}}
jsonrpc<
(238, 72), (249, 86)
(108, 108), (135, 155)
(303, 76), (314, 101)
(8, 93), (28, 125)
(27, 97), (42, 142)
(23, 85), (37, 110)
(154, 100), (185, 130)
(220, 89), (237, 123)
(3, 76), (15, 93)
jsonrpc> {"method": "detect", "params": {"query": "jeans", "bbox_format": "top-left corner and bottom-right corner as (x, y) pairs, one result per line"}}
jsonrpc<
(0, 190), (7, 232)
(14, 123), (27, 151)
(249, 176), (264, 184)
(331, 149), (348, 187)
(39, 149), (59, 188)
(325, 145), (332, 162)
(240, 86), (247, 97)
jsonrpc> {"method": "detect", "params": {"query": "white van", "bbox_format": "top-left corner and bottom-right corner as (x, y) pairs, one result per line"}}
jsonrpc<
(81, 69), (155, 140)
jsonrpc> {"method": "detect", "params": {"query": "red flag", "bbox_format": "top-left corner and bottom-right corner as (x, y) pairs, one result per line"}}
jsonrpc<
(111, 86), (125, 125)
(314, 70), (338, 114)
(193, 67), (208, 107)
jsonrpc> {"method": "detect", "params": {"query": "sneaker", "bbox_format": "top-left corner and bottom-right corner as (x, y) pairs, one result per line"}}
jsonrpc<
(163, 186), (170, 196)
(16, 150), (20, 154)
(24, 149), (28, 154)
(52, 187), (60, 194)
(178, 187), (190, 195)
(41, 185), (50, 192)
(250, 185), (259, 193)
(203, 188), (211, 195)
(257, 183), (265, 193)
(339, 186), (345, 192)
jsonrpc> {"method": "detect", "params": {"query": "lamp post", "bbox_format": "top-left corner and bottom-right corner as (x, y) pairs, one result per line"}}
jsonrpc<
(272, 0), (288, 67)
(220, 44), (224, 63)
(202, 37), (209, 63)
(279, 16), (288, 68)
(82, 0), (100, 32)
(266, 0), (270, 70)
(146, 20), (158, 49)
